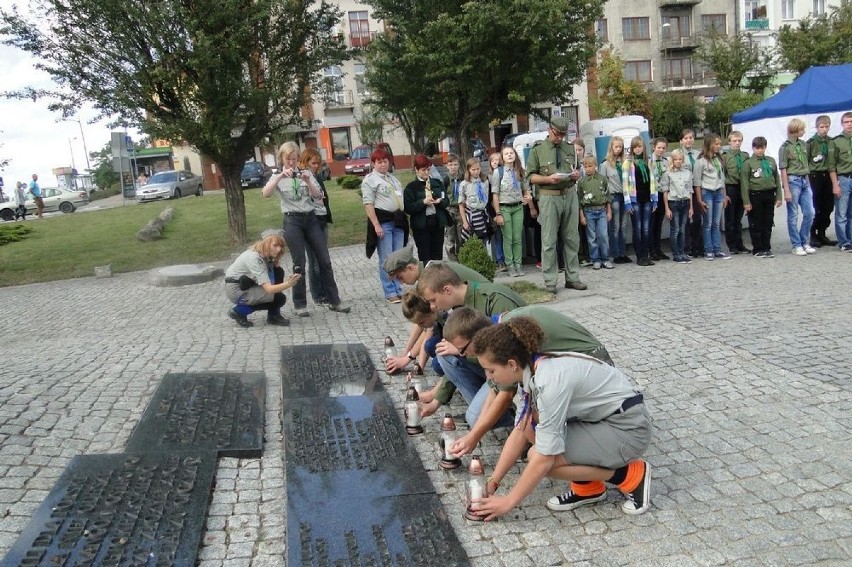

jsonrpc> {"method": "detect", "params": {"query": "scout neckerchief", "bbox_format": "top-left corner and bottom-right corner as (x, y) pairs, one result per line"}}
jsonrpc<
(655, 158), (665, 180)
(817, 136), (829, 158)
(687, 150), (695, 168)
(454, 179), (460, 201)
(291, 175), (299, 199)
(760, 157), (772, 178)
(711, 156), (722, 179)
(475, 180), (487, 203)
(615, 159), (622, 179)
(515, 353), (544, 428)
(635, 158), (649, 183)
(735, 152), (743, 170)
(794, 141), (806, 167)
(384, 173), (403, 210)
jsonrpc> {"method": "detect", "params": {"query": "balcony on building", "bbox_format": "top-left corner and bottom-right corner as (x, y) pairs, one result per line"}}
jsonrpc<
(324, 89), (355, 110)
(350, 30), (378, 48)
(661, 71), (712, 89)
(744, 18), (769, 30)
(658, 0), (701, 8)
(659, 34), (700, 51)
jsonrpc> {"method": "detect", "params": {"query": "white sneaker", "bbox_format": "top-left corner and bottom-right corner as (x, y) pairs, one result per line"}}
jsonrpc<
(804, 245), (817, 254)
(792, 247), (807, 256)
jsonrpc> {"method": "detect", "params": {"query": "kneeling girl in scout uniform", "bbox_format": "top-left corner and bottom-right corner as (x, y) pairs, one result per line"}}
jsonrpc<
(468, 317), (652, 520)
(224, 234), (301, 328)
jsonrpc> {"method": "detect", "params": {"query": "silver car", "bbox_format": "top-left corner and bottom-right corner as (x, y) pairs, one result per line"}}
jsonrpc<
(136, 170), (203, 202)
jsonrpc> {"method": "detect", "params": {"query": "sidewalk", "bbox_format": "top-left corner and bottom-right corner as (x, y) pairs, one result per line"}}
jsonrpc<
(0, 238), (850, 566)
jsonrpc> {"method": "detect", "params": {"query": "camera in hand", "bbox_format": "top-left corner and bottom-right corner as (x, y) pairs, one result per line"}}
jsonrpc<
(293, 266), (302, 274)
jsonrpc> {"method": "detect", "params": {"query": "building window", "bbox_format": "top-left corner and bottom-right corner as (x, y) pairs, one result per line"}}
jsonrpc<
(330, 128), (351, 161)
(596, 19), (608, 42)
(702, 14), (727, 34)
(354, 63), (367, 95)
(781, 0), (795, 19)
(559, 106), (580, 141)
(662, 16), (691, 39)
(323, 66), (344, 104)
(813, 0), (825, 15)
(745, 0), (769, 29)
(664, 58), (692, 81)
(349, 11), (371, 46)
(624, 60), (652, 82)
(622, 17), (650, 40)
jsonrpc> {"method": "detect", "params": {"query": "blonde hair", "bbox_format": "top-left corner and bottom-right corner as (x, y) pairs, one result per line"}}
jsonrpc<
(277, 141), (300, 164)
(728, 130), (743, 142)
(605, 136), (624, 166)
(417, 263), (462, 294)
(668, 149), (685, 171)
(581, 155), (597, 167)
(252, 234), (286, 261)
(787, 118), (806, 135)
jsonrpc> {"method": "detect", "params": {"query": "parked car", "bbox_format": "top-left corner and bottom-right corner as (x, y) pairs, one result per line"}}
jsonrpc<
(240, 161), (272, 189)
(343, 142), (395, 176)
(0, 186), (89, 221)
(136, 170), (203, 202)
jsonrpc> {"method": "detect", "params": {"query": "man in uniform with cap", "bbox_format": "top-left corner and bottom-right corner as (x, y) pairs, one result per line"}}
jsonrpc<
(525, 117), (587, 294)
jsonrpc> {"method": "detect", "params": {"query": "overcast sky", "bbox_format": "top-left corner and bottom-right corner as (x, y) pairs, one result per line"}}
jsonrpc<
(0, 42), (138, 195)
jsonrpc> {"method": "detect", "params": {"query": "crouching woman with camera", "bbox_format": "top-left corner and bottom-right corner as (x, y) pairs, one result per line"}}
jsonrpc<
(468, 317), (652, 521)
(224, 234), (301, 328)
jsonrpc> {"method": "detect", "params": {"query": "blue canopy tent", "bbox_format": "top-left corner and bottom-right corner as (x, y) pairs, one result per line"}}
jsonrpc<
(732, 63), (852, 161)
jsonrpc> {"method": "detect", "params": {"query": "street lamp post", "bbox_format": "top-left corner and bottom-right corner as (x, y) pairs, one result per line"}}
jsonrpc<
(68, 137), (77, 171)
(61, 117), (91, 172)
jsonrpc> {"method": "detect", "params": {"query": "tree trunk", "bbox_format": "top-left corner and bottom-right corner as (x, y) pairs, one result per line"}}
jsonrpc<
(220, 164), (248, 245)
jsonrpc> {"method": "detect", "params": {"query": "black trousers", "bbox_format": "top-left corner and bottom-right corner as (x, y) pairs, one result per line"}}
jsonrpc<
(809, 171), (834, 234)
(747, 190), (777, 253)
(724, 184), (747, 250)
(686, 193), (704, 255)
(413, 216), (444, 264)
(650, 191), (666, 253)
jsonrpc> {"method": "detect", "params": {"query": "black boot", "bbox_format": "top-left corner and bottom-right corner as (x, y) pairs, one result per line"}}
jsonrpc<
(267, 312), (290, 326)
(818, 231), (837, 246)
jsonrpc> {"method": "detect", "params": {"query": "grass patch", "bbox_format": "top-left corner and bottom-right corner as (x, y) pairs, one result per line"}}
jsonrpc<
(89, 186), (122, 201)
(0, 174), (419, 287)
(0, 224), (34, 246)
(507, 280), (555, 304)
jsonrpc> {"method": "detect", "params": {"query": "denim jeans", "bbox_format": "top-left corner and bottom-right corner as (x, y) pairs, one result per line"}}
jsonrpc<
(305, 216), (328, 303)
(584, 207), (610, 262)
(630, 201), (653, 259)
(376, 221), (405, 299)
(835, 175), (852, 248)
(491, 224), (505, 264)
(437, 354), (514, 428)
(701, 188), (725, 254)
(608, 193), (630, 258)
(282, 212), (341, 309)
(785, 175), (815, 248)
(669, 199), (690, 257)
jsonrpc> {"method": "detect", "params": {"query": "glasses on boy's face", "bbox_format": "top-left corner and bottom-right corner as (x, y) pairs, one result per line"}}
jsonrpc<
(458, 340), (472, 356)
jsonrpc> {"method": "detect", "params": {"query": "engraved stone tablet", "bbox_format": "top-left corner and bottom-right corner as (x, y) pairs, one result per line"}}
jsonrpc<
(126, 372), (265, 458)
(1, 451), (217, 567)
(281, 343), (379, 399)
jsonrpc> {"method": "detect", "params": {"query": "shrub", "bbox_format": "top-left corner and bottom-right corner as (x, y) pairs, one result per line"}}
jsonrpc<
(704, 90), (762, 138)
(457, 237), (495, 282)
(0, 224), (34, 246)
(337, 175), (363, 190)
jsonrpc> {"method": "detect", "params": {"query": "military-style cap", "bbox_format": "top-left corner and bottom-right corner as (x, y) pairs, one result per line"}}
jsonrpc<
(550, 116), (569, 134)
(383, 246), (418, 274)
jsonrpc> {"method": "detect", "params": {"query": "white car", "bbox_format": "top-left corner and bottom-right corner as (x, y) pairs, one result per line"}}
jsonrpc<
(0, 187), (89, 221)
(136, 170), (203, 202)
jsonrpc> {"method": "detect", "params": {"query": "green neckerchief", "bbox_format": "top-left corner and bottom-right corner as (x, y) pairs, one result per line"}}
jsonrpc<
(635, 158), (649, 183)
(291, 177), (299, 199)
(711, 156), (722, 179)
(685, 149), (695, 167)
(735, 153), (743, 170)
(760, 157), (772, 178)
(817, 136), (829, 157)
(794, 141), (806, 166)
(655, 158), (665, 179)
(615, 160), (622, 178)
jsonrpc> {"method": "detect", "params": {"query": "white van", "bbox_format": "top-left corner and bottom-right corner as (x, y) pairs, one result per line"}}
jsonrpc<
(579, 115), (651, 163)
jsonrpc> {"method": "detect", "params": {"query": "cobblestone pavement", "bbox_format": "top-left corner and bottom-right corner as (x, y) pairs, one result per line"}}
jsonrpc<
(1, 225), (851, 566)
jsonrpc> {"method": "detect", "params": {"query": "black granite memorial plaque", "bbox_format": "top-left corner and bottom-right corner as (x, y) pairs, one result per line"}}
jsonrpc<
(125, 372), (265, 458)
(1, 451), (217, 567)
(284, 394), (469, 566)
(281, 343), (379, 399)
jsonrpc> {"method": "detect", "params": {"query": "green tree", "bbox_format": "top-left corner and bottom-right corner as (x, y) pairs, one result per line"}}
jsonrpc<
(589, 49), (652, 118)
(1, 0), (346, 244)
(778, 3), (852, 74)
(365, 0), (603, 160)
(693, 30), (775, 93)
(355, 106), (387, 147)
(89, 143), (119, 191)
(649, 92), (699, 141)
(703, 90), (762, 137)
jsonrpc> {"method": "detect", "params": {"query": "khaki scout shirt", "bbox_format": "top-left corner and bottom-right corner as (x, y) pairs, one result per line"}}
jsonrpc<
(741, 155), (782, 206)
(779, 136), (809, 176)
(829, 133), (852, 175)
(807, 135), (831, 173)
(525, 138), (578, 190)
(723, 150), (749, 186)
